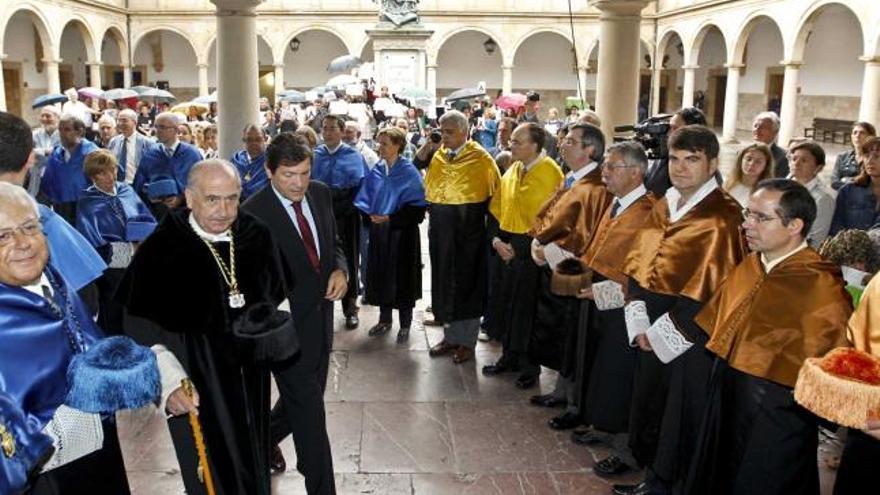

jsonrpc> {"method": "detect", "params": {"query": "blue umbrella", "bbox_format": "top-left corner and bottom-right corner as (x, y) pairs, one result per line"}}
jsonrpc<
(32, 93), (67, 109)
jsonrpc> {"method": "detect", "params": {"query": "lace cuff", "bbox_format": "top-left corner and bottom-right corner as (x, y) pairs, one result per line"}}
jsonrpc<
(593, 280), (625, 311)
(624, 300), (650, 345)
(108, 242), (134, 269)
(41, 406), (104, 472)
(645, 312), (693, 364)
(544, 242), (574, 270)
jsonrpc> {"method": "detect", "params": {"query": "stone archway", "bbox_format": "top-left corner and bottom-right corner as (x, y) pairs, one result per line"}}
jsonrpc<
(654, 30), (685, 114)
(730, 15), (785, 133)
(690, 24), (727, 127)
(435, 29), (503, 99)
(58, 18), (97, 90)
(282, 29), (349, 90)
(1, 7), (54, 117)
(132, 29), (200, 100)
(512, 31), (578, 120)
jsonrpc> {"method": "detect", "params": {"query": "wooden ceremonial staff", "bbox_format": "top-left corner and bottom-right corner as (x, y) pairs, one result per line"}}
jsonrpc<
(182, 378), (216, 495)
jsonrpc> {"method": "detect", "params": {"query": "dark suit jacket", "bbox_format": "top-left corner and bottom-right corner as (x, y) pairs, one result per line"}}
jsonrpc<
(242, 181), (347, 353)
(645, 158), (671, 198)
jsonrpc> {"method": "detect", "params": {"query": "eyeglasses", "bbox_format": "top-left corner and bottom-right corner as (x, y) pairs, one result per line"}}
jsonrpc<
(0, 219), (42, 247)
(154, 125), (177, 131)
(741, 208), (783, 224)
(602, 161), (639, 171)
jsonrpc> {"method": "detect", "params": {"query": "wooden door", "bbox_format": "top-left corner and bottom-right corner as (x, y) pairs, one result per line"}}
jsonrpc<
(3, 65), (23, 117)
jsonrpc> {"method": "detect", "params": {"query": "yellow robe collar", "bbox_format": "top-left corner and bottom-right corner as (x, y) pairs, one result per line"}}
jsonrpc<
(423, 141), (500, 205)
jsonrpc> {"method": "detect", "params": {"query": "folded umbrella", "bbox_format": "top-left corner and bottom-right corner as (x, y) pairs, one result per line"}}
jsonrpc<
(31, 93), (67, 110)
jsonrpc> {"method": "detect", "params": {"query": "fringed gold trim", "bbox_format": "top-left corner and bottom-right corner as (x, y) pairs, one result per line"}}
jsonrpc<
(794, 357), (880, 429)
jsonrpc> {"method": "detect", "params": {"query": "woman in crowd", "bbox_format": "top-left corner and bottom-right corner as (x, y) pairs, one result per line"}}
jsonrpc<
(136, 102), (154, 136)
(295, 124), (319, 150)
(723, 142), (775, 205)
(177, 122), (195, 145)
(544, 107), (564, 135)
(832, 121), (876, 190)
(75, 149), (156, 333)
(200, 124), (219, 159)
(789, 140), (835, 247)
(478, 108), (498, 151)
(831, 137), (880, 235)
(354, 126), (427, 343)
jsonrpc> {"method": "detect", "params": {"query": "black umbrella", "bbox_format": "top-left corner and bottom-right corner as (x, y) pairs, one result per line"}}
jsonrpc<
(445, 87), (486, 102)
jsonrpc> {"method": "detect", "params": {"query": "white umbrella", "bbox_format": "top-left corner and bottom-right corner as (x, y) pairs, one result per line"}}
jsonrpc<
(326, 74), (359, 88)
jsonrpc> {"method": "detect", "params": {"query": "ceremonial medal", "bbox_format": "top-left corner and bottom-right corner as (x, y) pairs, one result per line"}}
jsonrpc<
(228, 290), (246, 308)
(195, 225), (246, 311)
(244, 173), (251, 182)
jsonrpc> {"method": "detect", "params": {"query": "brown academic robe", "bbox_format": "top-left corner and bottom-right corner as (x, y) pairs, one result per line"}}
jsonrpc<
(686, 249), (851, 495)
(622, 188), (747, 485)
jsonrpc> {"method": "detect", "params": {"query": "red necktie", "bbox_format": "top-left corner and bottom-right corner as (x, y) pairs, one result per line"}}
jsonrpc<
(292, 202), (320, 273)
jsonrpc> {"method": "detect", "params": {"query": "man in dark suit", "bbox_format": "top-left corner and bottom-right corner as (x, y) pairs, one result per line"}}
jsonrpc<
(242, 132), (345, 495)
(752, 111), (790, 178)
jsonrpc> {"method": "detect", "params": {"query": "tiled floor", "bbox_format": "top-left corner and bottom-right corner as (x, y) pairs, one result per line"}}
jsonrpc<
(118, 133), (848, 494)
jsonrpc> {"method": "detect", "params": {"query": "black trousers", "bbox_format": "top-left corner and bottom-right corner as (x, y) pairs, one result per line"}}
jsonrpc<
(379, 305), (413, 328)
(834, 429), (880, 495)
(269, 342), (335, 495)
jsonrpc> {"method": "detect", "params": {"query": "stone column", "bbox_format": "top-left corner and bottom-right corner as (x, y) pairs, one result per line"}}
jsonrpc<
(577, 65), (588, 103)
(593, 0), (650, 139)
(273, 63), (285, 95)
(681, 65), (697, 108)
(859, 56), (880, 125)
(88, 61), (103, 88)
(502, 65), (513, 94)
(778, 60), (801, 148)
(0, 55), (7, 112)
(721, 64), (743, 143)
(426, 64), (437, 97)
(211, 0), (262, 159)
(44, 58), (61, 94)
(122, 64), (132, 88)
(650, 67), (662, 116)
(198, 63), (210, 96)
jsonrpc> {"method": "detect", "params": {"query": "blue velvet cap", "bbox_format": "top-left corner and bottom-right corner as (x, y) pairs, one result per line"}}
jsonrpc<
(125, 217), (157, 242)
(0, 392), (54, 494)
(145, 179), (179, 199)
(65, 336), (160, 414)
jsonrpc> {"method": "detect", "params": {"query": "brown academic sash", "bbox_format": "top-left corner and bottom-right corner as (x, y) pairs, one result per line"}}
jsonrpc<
(581, 193), (655, 285)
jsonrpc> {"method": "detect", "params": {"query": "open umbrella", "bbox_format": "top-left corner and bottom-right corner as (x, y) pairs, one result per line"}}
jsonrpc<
(193, 91), (218, 105)
(277, 89), (306, 104)
(445, 87), (485, 102)
(494, 93), (528, 111)
(77, 87), (104, 100)
(327, 55), (362, 74)
(32, 93), (67, 109)
(326, 74), (359, 88)
(170, 101), (209, 116)
(128, 85), (155, 95)
(129, 86), (176, 102)
(102, 88), (139, 101)
(308, 86), (330, 96)
(397, 87), (433, 100)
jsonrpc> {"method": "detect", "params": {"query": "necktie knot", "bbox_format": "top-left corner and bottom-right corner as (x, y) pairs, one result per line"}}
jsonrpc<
(610, 199), (621, 218)
(564, 175), (575, 189)
(164, 145), (173, 157)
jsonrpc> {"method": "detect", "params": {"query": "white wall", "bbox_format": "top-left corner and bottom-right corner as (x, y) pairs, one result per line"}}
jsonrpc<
(101, 34), (122, 65)
(513, 32), (578, 91)
(800, 6), (863, 97)
(133, 31), (198, 88)
(694, 29), (725, 92)
(739, 20), (783, 94)
(3, 12), (45, 90)
(59, 25), (89, 88)
(282, 31), (348, 90)
(436, 30), (503, 90)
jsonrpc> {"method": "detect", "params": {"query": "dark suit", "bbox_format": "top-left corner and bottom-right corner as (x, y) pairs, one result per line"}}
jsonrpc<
(644, 158), (671, 198)
(242, 181), (344, 495)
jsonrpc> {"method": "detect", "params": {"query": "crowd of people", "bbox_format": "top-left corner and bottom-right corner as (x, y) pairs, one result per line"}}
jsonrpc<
(1, 76), (879, 495)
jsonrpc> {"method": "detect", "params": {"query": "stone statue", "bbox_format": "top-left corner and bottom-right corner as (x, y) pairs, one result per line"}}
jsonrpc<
(374, 0), (419, 27)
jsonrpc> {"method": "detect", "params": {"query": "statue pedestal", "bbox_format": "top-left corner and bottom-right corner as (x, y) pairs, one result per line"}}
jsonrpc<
(366, 25), (433, 94)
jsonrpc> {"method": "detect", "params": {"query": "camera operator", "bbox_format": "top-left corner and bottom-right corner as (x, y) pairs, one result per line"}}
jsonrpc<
(644, 106), (707, 197)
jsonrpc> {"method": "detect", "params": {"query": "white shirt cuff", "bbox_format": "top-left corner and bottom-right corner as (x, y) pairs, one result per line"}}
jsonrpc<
(544, 242), (574, 271)
(153, 344), (188, 411)
(593, 280), (625, 311)
(624, 300), (650, 345)
(645, 312), (693, 364)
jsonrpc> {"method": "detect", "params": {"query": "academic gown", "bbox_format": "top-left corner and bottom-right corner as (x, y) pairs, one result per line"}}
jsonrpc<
(622, 188), (747, 484)
(354, 157), (426, 309)
(39, 204), (106, 293)
(132, 142), (202, 217)
(115, 209), (286, 495)
(40, 140), (100, 224)
(424, 141), (500, 323)
(230, 149), (268, 200)
(312, 143), (369, 312)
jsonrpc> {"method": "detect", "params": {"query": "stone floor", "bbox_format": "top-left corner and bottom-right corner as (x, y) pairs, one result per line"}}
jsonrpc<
(117, 132), (849, 494)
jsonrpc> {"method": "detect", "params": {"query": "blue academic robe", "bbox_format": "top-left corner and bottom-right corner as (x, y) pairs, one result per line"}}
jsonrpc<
(39, 140), (100, 203)
(312, 143), (369, 190)
(132, 141), (202, 200)
(0, 264), (104, 429)
(39, 204), (106, 291)
(230, 149), (268, 200)
(353, 157), (426, 215)
(75, 183), (157, 263)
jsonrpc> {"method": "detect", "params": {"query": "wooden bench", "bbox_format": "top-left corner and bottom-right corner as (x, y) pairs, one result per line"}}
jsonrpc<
(804, 118), (853, 145)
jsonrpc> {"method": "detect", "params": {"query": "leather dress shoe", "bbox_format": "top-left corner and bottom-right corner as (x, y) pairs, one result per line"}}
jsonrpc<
(481, 361), (519, 376)
(345, 315), (360, 330)
(594, 455), (633, 478)
(270, 445), (286, 474)
(548, 411), (581, 430)
(422, 317), (444, 326)
(612, 482), (651, 495)
(529, 393), (567, 408)
(396, 327), (410, 343)
(571, 429), (608, 446)
(429, 340), (456, 357)
(368, 322), (391, 337)
(515, 374), (538, 389)
(452, 346), (473, 364)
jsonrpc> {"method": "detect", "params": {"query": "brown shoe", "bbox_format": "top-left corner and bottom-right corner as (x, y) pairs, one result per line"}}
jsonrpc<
(452, 346), (474, 364)
(429, 340), (455, 357)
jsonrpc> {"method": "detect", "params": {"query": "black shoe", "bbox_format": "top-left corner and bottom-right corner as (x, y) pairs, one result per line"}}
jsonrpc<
(368, 322), (391, 336)
(482, 361), (518, 376)
(396, 327), (410, 343)
(270, 445), (286, 474)
(515, 374), (538, 389)
(594, 455), (633, 478)
(548, 411), (581, 430)
(345, 315), (359, 330)
(529, 393), (567, 408)
(571, 429), (608, 446)
(423, 317), (444, 326)
(612, 482), (650, 495)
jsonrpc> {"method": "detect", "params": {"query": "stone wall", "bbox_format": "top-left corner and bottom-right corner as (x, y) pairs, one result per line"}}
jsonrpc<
(734, 93), (860, 141)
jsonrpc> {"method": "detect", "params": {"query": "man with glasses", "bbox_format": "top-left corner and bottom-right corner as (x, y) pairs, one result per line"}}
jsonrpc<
(133, 112), (202, 218)
(685, 178), (850, 494)
(613, 126), (747, 495)
(230, 124), (269, 200)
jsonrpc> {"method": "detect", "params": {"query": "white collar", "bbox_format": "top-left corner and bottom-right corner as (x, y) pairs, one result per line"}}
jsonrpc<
(188, 212), (231, 243)
(94, 183), (117, 196)
(568, 161), (597, 182)
(125, 132), (137, 143)
(23, 273), (52, 299)
(445, 143), (467, 158)
(665, 178), (719, 223)
(325, 142), (342, 154)
(163, 140), (180, 154)
(522, 151), (546, 172)
(761, 241), (808, 273)
(614, 184), (647, 215)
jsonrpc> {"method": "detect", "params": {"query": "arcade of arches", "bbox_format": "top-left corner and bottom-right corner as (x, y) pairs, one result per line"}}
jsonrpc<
(1, 0), (879, 144)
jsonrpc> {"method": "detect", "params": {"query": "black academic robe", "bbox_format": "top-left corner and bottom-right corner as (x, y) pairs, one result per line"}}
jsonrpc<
(486, 230), (539, 353)
(329, 186), (361, 313)
(115, 209), (286, 495)
(364, 205), (426, 308)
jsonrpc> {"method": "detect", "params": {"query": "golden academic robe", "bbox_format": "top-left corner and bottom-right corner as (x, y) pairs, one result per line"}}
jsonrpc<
(847, 274), (880, 358)
(696, 249), (852, 388)
(424, 141), (500, 205)
(489, 155), (563, 234)
(530, 165), (611, 256)
(581, 193), (656, 284)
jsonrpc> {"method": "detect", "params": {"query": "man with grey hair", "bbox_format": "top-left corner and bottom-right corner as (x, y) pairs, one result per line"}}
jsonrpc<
(28, 106), (60, 197)
(40, 114), (99, 224)
(230, 124), (269, 200)
(752, 111), (789, 178)
(422, 109), (501, 364)
(96, 114), (117, 148)
(117, 158), (289, 495)
(108, 108), (152, 183)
